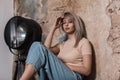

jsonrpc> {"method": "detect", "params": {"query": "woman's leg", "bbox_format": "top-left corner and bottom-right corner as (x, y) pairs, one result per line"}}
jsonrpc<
(20, 64), (35, 80)
(20, 42), (82, 80)
(20, 42), (45, 80)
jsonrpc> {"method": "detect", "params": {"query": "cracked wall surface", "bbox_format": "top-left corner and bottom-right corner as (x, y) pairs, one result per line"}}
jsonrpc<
(107, 0), (120, 54)
(13, 0), (120, 80)
(107, 0), (120, 80)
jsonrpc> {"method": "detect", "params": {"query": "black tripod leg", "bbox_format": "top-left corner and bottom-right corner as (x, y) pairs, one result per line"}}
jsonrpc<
(13, 61), (18, 80)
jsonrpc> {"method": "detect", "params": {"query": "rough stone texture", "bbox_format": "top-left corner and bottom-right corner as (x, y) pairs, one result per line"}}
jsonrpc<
(13, 0), (120, 80)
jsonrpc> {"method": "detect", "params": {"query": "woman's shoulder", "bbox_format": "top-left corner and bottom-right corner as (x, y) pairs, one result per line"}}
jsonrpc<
(79, 37), (92, 55)
(77, 37), (91, 49)
(79, 37), (90, 45)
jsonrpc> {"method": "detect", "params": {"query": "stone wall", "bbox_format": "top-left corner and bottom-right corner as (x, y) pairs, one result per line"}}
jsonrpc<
(14, 0), (120, 80)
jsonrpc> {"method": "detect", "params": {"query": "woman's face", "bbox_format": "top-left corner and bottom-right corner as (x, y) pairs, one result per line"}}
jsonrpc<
(62, 16), (75, 34)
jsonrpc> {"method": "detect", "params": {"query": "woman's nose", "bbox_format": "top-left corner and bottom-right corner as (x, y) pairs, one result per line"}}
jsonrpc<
(65, 22), (69, 26)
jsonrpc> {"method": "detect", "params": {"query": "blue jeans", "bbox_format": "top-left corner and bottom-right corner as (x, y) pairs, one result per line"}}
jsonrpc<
(26, 42), (82, 80)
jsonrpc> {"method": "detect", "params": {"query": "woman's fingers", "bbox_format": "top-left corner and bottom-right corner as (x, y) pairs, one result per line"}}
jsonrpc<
(55, 17), (64, 28)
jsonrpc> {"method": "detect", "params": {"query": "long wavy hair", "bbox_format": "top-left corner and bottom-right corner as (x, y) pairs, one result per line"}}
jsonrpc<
(62, 12), (87, 47)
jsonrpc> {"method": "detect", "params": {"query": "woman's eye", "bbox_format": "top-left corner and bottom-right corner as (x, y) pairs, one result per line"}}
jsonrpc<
(62, 22), (65, 24)
(68, 20), (73, 23)
(62, 20), (73, 24)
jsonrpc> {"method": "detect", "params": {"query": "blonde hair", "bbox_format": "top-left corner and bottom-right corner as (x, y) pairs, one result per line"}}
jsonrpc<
(63, 12), (87, 47)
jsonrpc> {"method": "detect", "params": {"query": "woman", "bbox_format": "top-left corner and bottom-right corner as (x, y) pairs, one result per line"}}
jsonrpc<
(20, 12), (92, 80)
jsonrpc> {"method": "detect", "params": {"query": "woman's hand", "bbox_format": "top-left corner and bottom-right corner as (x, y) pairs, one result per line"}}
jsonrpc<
(56, 17), (63, 28)
(52, 17), (64, 30)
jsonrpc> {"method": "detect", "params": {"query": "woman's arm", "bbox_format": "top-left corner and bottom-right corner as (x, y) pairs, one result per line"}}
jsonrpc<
(44, 17), (63, 55)
(65, 39), (92, 76)
(65, 54), (92, 76)
(44, 25), (56, 48)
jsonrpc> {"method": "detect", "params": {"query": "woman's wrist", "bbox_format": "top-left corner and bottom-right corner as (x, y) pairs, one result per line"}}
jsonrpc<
(50, 26), (57, 32)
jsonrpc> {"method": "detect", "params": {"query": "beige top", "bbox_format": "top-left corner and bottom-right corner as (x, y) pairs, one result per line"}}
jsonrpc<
(57, 38), (91, 67)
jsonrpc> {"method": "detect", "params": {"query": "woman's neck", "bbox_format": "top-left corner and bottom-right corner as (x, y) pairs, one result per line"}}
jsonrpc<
(67, 33), (75, 41)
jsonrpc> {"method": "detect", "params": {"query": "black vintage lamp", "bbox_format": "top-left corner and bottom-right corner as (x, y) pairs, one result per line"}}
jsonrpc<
(4, 16), (42, 80)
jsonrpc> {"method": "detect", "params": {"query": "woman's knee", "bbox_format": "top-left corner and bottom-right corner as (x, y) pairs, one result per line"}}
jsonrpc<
(26, 42), (46, 71)
(29, 42), (45, 52)
(30, 42), (43, 48)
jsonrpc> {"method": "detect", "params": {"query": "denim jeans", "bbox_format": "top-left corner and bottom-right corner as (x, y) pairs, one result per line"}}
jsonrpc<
(26, 42), (82, 80)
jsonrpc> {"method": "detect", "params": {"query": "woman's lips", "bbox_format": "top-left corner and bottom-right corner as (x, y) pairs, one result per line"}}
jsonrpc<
(65, 28), (70, 30)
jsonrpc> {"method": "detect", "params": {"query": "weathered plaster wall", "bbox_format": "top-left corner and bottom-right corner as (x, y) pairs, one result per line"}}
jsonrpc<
(14, 0), (120, 80)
